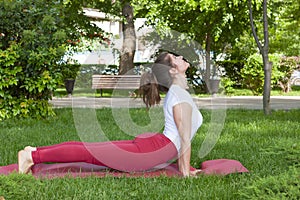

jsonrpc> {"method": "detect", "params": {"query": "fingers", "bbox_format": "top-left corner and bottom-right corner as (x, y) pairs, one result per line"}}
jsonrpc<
(190, 169), (202, 176)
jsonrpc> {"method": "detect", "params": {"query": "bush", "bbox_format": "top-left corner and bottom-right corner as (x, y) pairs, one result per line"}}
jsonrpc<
(217, 60), (245, 88)
(240, 54), (265, 95)
(0, 0), (66, 120)
(0, 98), (55, 120)
(219, 55), (299, 94)
(60, 64), (82, 81)
(0, 42), (56, 120)
(0, 0), (104, 121)
(240, 53), (291, 95)
(220, 77), (235, 94)
(276, 56), (300, 92)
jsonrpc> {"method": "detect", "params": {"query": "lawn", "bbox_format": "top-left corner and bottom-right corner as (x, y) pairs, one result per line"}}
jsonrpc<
(0, 108), (299, 199)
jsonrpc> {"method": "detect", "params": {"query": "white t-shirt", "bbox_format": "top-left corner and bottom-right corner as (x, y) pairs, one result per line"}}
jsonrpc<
(163, 84), (203, 153)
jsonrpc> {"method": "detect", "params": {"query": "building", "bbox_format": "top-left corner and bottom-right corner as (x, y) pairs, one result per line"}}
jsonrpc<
(71, 8), (154, 65)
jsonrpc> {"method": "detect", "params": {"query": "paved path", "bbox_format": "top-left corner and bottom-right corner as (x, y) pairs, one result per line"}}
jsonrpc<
(49, 96), (300, 110)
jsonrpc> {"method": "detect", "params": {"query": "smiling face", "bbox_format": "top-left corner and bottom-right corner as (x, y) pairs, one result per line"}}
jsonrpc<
(169, 54), (190, 75)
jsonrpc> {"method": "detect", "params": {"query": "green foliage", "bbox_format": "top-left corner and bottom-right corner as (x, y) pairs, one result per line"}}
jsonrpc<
(276, 56), (300, 92)
(269, 0), (300, 56)
(0, 98), (55, 120)
(0, 43), (22, 99)
(240, 53), (295, 95)
(217, 60), (245, 87)
(0, 0), (65, 120)
(60, 63), (81, 81)
(134, 0), (250, 55)
(220, 77), (236, 94)
(218, 54), (299, 95)
(215, 0), (300, 74)
(0, 43), (56, 120)
(241, 54), (265, 95)
(185, 65), (206, 94)
(0, 0), (105, 121)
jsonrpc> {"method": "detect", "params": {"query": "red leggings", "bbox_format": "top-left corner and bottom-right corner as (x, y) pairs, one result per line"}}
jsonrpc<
(32, 133), (178, 172)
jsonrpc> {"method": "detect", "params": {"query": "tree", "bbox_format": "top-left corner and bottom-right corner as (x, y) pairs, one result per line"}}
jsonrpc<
(85, 0), (137, 75)
(216, 0), (300, 96)
(248, 0), (272, 115)
(269, 0), (300, 56)
(119, 1), (136, 75)
(133, 0), (250, 92)
(0, 0), (105, 120)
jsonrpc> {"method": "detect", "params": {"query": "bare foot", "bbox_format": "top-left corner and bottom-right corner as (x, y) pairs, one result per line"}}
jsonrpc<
(18, 150), (34, 174)
(24, 146), (37, 152)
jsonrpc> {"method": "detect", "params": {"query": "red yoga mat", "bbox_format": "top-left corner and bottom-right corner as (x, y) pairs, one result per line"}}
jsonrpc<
(0, 159), (249, 178)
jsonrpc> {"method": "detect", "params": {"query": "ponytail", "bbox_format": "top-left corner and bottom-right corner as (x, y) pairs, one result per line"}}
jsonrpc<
(138, 71), (161, 108)
(138, 52), (174, 108)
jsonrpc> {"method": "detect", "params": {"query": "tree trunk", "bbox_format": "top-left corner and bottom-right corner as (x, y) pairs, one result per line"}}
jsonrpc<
(262, 55), (272, 114)
(248, 0), (271, 115)
(262, 0), (271, 115)
(119, 2), (136, 75)
(205, 32), (212, 93)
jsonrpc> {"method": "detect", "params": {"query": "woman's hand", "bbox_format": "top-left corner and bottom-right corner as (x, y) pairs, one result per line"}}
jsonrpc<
(178, 163), (202, 177)
(189, 169), (202, 177)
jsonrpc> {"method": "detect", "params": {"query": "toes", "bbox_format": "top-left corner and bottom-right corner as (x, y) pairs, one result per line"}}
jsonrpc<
(24, 146), (36, 152)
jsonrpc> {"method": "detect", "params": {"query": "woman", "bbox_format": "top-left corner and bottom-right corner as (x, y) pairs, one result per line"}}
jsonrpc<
(18, 52), (203, 177)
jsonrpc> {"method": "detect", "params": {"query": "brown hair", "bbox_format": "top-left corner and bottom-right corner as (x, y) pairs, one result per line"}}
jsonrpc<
(138, 52), (174, 108)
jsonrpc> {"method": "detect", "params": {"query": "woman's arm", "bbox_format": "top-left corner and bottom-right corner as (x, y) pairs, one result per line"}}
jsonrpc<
(173, 102), (192, 177)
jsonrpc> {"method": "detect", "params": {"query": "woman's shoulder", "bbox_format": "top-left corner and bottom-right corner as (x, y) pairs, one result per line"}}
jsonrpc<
(169, 84), (191, 96)
(167, 85), (193, 105)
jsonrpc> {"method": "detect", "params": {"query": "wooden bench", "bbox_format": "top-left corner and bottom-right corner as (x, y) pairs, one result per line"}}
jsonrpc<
(92, 74), (141, 96)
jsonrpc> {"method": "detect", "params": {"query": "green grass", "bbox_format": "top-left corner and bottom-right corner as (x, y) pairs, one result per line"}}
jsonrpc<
(0, 108), (299, 199)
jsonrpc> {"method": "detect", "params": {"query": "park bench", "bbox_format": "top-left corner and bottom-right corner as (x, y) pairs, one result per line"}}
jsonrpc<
(92, 74), (141, 97)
